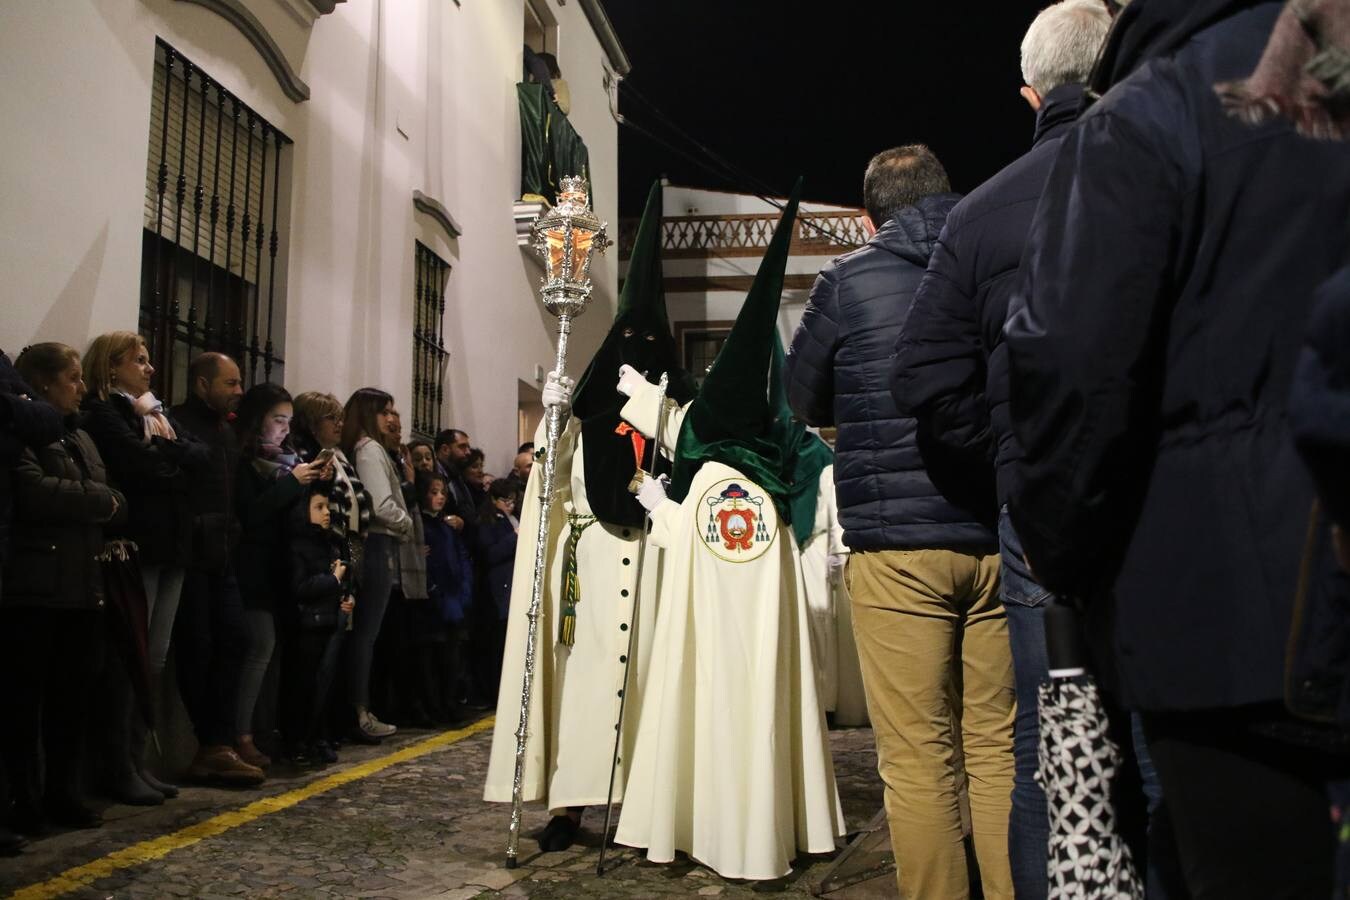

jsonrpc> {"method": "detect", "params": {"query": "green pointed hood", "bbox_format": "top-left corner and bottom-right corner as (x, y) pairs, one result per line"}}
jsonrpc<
(771, 332), (834, 547)
(668, 181), (803, 522)
(570, 181), (696, 527)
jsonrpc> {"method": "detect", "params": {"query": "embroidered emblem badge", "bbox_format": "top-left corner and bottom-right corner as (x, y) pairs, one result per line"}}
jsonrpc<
(697, 478), (776, 563)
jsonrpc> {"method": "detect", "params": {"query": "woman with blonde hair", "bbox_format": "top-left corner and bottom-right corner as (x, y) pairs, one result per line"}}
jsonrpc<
(81, 331), (208, 802)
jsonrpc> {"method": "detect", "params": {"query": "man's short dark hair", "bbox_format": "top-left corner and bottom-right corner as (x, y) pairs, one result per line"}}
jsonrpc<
(187, 351), (231, 388)
(434, 428), (467, 453)
(518, 442), (535, 454)
(863, 145), (950, 226)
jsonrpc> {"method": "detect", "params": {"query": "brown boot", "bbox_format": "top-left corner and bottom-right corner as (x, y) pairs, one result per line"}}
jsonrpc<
(234, 735), (272, 770)
(186, 745), (265, 786)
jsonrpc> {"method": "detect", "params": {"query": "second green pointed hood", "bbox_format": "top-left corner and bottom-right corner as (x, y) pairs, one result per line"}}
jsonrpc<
(668, 182), (803, 522)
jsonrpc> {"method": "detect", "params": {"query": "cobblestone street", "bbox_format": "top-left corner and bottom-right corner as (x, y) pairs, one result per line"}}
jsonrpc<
(0, 719), (885, 899)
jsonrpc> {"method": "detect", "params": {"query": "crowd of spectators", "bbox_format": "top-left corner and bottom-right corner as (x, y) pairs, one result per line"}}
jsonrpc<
(0, 338), (522, 852)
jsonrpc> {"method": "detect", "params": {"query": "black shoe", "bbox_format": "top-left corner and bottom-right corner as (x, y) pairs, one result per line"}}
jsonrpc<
(105, 771), (166, 807)
(9, 804), (46, 837)
(139, 768), (179, 799)
(439, 701), (474, 725)
(536, 814), (580, 852)
(310, 741), (338, 766)
(44, 800), (102, 830)
(0, 827), (27, 856)
(461, 695), (493, 712)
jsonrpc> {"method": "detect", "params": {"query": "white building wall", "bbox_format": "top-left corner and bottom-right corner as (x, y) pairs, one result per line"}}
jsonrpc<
(0, 0), (619, 475)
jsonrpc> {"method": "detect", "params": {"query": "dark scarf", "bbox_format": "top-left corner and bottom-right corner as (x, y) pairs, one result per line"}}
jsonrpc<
(1216, 0), (1350, 139)
(252, 442), (300, 481)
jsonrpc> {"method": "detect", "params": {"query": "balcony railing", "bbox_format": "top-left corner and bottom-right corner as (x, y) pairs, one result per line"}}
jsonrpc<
(618, 211), (868, 259)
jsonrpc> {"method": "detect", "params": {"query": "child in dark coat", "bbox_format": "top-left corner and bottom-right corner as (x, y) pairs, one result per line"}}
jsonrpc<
(418, 471), (475, 722)
(474, 478), (519, 699)
(286, 490), (354, 765)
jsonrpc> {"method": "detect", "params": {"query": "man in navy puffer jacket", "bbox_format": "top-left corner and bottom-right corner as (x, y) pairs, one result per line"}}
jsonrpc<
(786, 146), (1011, 900)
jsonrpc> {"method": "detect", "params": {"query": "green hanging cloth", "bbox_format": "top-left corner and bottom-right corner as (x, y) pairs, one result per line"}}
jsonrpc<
(668, 181), (804, 525)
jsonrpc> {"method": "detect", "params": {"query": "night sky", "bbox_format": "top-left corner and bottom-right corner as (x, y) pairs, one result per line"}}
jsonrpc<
(604, 2), (1054, 215)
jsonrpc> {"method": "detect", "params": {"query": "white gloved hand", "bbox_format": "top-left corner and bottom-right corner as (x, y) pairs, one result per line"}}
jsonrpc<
(828, 553), (848, 585)
(636, 473), (669, 513)
(616, 364), (645, 398)
(541, 373), (574, 412)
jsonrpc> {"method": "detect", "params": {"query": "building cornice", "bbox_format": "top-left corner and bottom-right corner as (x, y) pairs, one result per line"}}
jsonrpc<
(413, 190), (464, 242)
(577, 0), (631, 76)
(174, 0), (311, 102)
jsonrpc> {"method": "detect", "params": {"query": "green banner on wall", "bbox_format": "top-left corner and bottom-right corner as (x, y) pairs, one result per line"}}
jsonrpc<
(517, 82), (591, 205)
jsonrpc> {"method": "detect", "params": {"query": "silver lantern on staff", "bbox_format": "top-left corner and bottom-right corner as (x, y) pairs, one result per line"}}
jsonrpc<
(506, 176), (611, 867)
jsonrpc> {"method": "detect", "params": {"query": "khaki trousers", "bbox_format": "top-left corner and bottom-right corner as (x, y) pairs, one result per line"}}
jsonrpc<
(847, 548), (1015, 900)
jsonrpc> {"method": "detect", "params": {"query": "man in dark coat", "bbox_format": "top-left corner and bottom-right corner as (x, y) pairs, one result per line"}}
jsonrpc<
(169, 353), (262, 785)
(1003, 1), (1350, 895)
(785, 148), (1011, 899)
(888, 3), (1114, 895)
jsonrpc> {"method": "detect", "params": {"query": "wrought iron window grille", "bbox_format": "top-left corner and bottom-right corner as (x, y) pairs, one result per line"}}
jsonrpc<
(140, 37), (293, 402)
(413, 242), (451, 439)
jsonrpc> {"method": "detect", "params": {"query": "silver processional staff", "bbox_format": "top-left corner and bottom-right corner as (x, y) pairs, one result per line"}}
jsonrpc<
(506, 177), (611, 868)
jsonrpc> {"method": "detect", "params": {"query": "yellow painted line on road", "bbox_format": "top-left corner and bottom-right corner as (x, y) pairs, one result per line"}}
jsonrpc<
(9, 716), (496, 900)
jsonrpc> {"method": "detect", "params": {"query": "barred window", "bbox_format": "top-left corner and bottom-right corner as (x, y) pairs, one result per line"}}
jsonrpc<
(413, 243), (451, 438)
(140, 38), (292, 402)
(677, 322), (733, 387)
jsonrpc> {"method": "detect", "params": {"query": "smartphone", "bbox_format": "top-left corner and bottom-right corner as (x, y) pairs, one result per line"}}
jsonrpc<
(313, 448), (336, 466)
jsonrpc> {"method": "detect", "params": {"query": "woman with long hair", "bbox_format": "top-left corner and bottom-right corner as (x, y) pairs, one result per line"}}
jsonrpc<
(341, 388), (412, 741)
(233, 383), (324, 773)
(1, 344), (124, 832)
(81, 331), (207, 802)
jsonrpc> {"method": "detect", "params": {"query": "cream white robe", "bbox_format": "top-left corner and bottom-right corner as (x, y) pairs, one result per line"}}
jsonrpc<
(800, 466), (839, 713)
(613, 457), (844, 880)
(483, 415), (662, 812)
(816, 468), (869, 727)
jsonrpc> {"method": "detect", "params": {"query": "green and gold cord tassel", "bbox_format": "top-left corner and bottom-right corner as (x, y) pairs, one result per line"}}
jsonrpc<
(558, 514), (596, 646)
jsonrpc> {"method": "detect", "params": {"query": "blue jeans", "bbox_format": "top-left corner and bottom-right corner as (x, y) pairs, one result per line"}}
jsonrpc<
(998, 509), (1052, 899)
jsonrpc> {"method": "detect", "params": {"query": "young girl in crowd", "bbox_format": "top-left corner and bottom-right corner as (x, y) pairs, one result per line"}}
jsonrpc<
(234, 383), (324, 771)
(408, 439), (436, 476)
(82, 331), (208, 803)
(1, 344), (125, 832)
(286, 489), (355, 765)
(341, 388), (411, 742)
(419, 470), (475, 723)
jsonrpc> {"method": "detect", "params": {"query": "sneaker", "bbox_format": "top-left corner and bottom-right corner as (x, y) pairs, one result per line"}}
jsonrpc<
(357, 708), (397, 740)
(235, 735), (272, 770)
(186, 745), (266, 786)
